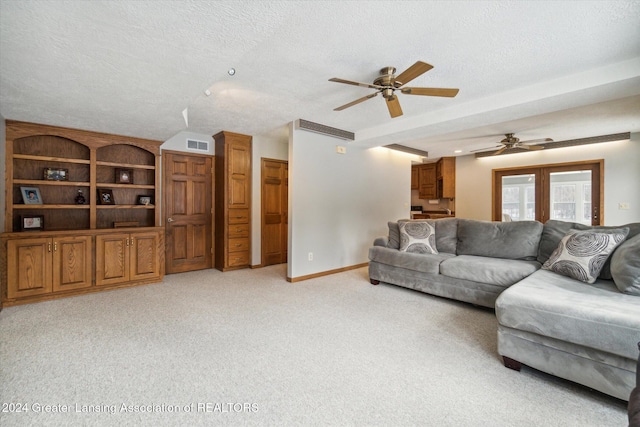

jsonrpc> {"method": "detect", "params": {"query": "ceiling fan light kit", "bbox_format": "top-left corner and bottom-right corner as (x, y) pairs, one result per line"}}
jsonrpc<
(329, 61), (459, 118)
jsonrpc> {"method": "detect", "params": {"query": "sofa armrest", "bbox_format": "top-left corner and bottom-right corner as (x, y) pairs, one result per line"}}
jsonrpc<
(374, 237), (388, 247)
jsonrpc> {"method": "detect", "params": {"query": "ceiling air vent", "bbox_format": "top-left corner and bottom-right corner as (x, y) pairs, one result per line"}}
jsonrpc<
(186, 139), (209, 152)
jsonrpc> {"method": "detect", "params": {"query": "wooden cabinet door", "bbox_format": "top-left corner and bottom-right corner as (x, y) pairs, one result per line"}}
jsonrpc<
(411, 166), (419, 190)
(227, 140), (250, 208)
(95, 234), (129, 286)
(7, 238), (53, 299)
(130, 231), (162, 281)
(52, 235), (93, 292)
(419, 164), (437, 199)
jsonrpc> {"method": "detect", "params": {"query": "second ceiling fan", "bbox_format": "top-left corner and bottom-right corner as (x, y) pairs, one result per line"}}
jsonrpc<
(329, 61), (459, 118)
(472, 133), (554, 155)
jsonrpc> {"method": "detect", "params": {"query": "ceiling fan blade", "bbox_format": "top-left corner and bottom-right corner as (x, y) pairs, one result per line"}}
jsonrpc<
(401, 87), (460, 97)
(521, 144), (544, 151)
(470, 145), (501, 152)
(394, 61), (433, 86)
(329, 77), (383, 90)
(334, 92), (378, 111)
(493, 146), (508, 156)
(386, 96), (403, 118)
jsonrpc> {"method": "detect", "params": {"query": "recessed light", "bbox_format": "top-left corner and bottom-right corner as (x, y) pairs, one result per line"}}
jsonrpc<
(204, 89), (211, 96)
(454, 149), (462, 153)
(228, 68), (236, 76)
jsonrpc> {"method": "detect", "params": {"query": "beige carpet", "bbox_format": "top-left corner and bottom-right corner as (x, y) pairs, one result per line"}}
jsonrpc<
(0, 265), (628, 426)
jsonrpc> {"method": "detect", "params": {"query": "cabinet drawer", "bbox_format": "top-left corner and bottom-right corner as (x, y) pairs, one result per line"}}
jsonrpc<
(227, 251), (249, 267)
(228, 223), (249, 238)
(228, 238), (249, 252)
(228, 209), (249, 224)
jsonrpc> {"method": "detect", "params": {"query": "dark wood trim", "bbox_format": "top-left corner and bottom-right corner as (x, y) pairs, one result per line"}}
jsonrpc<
(370, 279), (380, 285)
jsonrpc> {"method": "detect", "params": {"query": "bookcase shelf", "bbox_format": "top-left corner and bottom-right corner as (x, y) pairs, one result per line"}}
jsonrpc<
(2, 120), (165, 308)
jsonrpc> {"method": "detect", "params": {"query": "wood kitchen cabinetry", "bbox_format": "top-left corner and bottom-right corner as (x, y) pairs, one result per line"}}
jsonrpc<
(414, 157), (456, 200)
(214, 131), (252, 271)
(411, 166), (419, 190)
(418, 164), (437, 199)
(436, 157), (456, 199)
(1, 120), (164, 307)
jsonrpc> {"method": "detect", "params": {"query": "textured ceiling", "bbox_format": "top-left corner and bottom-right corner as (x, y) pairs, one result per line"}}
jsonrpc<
(1, 1), (639, 158)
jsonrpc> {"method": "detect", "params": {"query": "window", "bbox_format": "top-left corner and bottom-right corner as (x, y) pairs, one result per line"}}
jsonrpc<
(493, 160), (602, 225)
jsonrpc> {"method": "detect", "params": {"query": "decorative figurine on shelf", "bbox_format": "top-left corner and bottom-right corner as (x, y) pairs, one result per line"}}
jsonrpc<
(75, 189), (86, 205)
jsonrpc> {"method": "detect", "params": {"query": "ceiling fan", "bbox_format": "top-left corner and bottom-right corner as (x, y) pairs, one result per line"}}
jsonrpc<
(329, 61), (459, 118)
(471, 133), (554, 155)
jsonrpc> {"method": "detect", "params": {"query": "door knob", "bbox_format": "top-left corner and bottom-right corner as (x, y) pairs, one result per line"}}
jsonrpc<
(167, 217), (174, 223)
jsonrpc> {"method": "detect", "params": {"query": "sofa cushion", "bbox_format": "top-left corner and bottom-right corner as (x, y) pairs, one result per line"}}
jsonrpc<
(456, 219), (543, 260)
(537, 219), (640, 278)
(368, 246), (455, 274)
(432, 217), (458, 254)
(496, 269), (640, 360)
(386, 221), (401, 249)
(542, 228), (629, 284)
(611, 234), (640, 296)
(399, 220), (438, 254)
(439, 255), (541, 287)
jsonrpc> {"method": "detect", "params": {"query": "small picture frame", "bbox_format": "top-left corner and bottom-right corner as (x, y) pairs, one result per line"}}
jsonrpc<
(98, 189), (115, 205)
(116, 168), (133, 184)
(43, 167), (69, 181)
(21, 186), (43, 204)
(21, 215), (44, 231)
(137, 195), (152, 206)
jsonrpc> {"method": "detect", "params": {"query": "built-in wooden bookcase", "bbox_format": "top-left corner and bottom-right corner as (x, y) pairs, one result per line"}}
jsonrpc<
(1, 120), (165, 307)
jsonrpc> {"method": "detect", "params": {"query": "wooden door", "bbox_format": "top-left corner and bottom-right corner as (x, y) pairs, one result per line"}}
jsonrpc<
(52, 235), (92, 292)
(7, 237), (53, 299)
(163, 151), (213, 274)
(261, 159), (288, 266)
(130, 231), (162, 281)
(95, 233), (129, 286)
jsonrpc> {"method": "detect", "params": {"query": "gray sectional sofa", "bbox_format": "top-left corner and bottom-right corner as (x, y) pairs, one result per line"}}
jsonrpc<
(368, 218), (640, 401)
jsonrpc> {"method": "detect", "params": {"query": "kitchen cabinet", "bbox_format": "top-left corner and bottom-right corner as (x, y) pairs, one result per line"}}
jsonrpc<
(411, 166), (419, 190)
(418, 164), (437, 199)
(436, 157), (456, 199)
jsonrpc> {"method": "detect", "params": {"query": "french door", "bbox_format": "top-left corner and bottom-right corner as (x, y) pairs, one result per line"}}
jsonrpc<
(493, 160), (603, 225)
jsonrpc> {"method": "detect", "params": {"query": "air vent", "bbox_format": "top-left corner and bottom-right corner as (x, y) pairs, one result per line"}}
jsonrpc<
(297, 119), (355, 141)
(186, 139), (209, 152)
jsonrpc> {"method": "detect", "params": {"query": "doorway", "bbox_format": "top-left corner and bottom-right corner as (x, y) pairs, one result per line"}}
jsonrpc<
(261, 158), (288, 266)
(493, 160), (603, 225)
(163, 150), (213, 273)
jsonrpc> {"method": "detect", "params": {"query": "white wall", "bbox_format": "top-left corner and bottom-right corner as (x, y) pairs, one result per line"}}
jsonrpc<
(251, 132), (289, 265)
(288, 123), (414, 279)
(456, 133), (640, 225)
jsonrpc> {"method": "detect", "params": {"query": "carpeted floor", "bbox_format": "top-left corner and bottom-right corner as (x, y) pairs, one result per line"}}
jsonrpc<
(0, 265), (628, 426)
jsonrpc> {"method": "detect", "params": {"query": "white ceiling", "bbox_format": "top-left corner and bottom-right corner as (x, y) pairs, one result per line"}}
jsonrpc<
(1, 1), (639, 158)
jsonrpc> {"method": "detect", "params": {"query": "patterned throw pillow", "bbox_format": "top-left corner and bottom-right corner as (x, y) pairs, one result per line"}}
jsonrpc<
(542, 228), (629, 283)
(398, 220), (438, 254)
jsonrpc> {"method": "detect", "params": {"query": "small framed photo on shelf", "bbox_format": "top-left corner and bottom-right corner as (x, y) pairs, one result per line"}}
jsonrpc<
(20, 186), (43, 204)
(137, 195), (153, 206)
(98, 189), (115, 205)
(43, 167), (69, 181)
(115, 168), (133, 184)
(21, 215), (44, 231)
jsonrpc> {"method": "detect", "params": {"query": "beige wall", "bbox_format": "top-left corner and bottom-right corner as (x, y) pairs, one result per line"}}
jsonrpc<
(455, 133), (640, 225)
